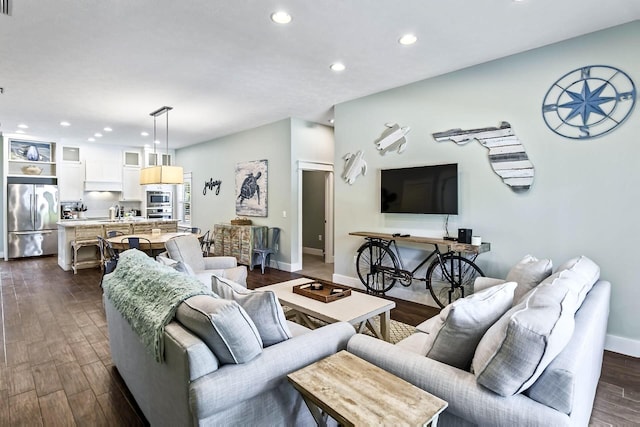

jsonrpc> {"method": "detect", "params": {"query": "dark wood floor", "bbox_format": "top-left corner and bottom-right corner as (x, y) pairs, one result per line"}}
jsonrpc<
(0, 256), (637, 425)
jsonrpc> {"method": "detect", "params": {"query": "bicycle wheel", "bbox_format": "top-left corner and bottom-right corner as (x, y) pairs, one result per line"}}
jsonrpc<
(356, 241), (399, 293)
(426, 254), (484, 308)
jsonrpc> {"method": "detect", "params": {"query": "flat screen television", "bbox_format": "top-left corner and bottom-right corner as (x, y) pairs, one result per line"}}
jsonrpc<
(380, 164), (458, 214)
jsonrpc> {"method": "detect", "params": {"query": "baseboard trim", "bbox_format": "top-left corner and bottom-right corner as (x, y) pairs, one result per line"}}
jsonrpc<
(605, 334), (640, 357)
(303, 247), (323, 256)
(334, 273), (640, 358)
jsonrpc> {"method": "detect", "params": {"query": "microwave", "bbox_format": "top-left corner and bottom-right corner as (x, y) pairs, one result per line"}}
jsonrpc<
(147, 191), (171, 206)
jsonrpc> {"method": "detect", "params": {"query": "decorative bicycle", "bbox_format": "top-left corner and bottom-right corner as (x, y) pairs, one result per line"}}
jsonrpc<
(355, 236), (484, 308)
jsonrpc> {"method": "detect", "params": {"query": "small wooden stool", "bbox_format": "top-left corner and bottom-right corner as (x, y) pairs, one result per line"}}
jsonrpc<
(71, 225), (103, 274)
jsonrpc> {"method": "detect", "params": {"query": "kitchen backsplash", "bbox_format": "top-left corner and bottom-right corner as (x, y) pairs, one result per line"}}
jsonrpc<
(62, 191), (141, 218)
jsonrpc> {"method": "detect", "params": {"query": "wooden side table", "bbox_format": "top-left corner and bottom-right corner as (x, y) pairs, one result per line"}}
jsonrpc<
(288, 350), (447, 426)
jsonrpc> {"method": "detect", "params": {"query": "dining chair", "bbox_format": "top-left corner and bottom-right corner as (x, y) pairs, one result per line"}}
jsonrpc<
(121, 236), (153, 256)
(191, 227), (201, 234)
(200, 230), (213, 256)
(107, 230), (125, 238)
(251, 227), (280, 274)
(97, 236), (119, 286)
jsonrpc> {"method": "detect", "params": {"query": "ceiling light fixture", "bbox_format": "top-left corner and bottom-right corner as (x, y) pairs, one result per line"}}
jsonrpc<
(330, 62), (346, 72)
(88, 137), (95, 142)
(15, 129), (25, 134)
(140, 106), (184, 185)
(94, 132), (103, 137)
(271, 11), (292, 24)
(141, 131), (149, 136)
(17, 123), (28, 129)
(399, 34), (417, 45)
(60, 121), (71, 127)
(103, 127), (112, 132)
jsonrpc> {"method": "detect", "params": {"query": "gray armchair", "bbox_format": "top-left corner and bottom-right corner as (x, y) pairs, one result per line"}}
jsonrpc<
(163, 234), (248, 287)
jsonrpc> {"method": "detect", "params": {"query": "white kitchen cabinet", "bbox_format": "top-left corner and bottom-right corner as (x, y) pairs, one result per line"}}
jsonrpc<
(123, 151), (141, 167)
(58, 161), (84, 201)
(144, 147), (174, 167)
(122, 166), (143, 201)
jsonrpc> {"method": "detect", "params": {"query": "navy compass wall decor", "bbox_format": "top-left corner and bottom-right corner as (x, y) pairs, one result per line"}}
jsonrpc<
(542, 65), (636, 139)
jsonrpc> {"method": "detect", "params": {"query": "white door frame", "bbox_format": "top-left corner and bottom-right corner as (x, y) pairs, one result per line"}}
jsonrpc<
(297, 161), (334, 271)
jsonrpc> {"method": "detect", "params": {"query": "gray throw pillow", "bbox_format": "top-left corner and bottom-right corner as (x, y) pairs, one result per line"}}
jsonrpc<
(176, 295), (263, 364)
(506, 254), (553, 305)
(420, 281), (517, 370)
(157, 256), (195, 276)
(471, 280), (577, 396)
(212, 275), (292, 346)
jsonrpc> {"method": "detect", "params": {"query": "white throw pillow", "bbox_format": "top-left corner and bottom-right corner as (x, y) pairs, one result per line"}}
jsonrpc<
(554, 255), (600, 307)
(176, 295), (263, 364)
(419, 281), (517, 370)
(506, 254), (553, 305)
(212, 275), (292, 346)
(471, 280), (577, 396)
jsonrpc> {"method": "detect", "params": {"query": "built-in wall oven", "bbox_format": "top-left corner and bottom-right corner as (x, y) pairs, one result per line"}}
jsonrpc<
(146, 190), (172, 219)
(147, 206), (173, 220)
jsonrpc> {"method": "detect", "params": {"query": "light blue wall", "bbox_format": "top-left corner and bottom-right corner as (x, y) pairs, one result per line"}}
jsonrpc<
(333, 22), (640, 347)
(175, 117), (334, 268)
(176, 119), (293, 263)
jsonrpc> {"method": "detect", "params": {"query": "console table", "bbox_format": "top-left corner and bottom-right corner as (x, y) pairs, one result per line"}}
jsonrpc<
(213, 223), (268, 265)
(349, 231), (490, 254)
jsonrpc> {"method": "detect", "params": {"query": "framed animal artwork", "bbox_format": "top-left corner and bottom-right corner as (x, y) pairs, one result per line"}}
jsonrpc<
(235, 159), (268, 217)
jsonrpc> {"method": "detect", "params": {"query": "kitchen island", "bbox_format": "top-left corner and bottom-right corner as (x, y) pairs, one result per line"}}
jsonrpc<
(57, 219), (178, 271)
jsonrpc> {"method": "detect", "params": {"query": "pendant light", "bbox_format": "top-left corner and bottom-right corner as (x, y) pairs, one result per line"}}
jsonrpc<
(139, 106), (184, 185)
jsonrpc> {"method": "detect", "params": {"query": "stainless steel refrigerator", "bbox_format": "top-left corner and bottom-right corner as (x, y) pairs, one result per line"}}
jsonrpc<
(7, 182), (59, 258)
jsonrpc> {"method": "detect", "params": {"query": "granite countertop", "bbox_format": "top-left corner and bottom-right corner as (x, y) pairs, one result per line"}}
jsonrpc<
(57, 218), (177, 227)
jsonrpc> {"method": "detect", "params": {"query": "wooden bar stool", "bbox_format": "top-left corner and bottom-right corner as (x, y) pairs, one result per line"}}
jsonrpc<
(71, 225), (103, 274)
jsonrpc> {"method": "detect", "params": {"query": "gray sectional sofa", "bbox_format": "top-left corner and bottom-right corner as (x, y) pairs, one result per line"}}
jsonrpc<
(104, 249), (355, 426)
(348, 255), (610, 426)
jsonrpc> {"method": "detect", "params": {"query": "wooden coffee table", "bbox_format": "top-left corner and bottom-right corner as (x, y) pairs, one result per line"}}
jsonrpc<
(288, 350), (448, 426)
(260, 278), (396, 341)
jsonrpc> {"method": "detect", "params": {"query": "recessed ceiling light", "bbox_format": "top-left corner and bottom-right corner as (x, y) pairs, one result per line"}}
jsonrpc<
(154, 140), (160, 144)
(144, 144), (151, 148)
(141, 131), (149, 137)
(94, 133), (103, 137)
(88, 137), (95, 142)
(60, 121), (71, 127)
(330, 62), (346, 72)
(271, 11), (292, 24)
(15, 129), (26, 134)
(103, 127), (112, 132)
(18, 123), (28, 129)
(399, 34), (417, 45)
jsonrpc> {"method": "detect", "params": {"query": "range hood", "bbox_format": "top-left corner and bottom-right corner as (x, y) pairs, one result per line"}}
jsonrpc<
(84, 159), (122, 191)
(84, 181), (122, 192)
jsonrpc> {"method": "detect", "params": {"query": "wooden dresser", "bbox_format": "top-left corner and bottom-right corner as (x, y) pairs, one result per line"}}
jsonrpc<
(213, 224), (268, 265)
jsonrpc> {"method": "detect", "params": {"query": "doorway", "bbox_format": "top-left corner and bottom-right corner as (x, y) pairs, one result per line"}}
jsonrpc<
(296, 161), (334, 280)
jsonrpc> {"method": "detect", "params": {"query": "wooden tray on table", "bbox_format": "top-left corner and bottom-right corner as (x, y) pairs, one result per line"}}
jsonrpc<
(293, 282), (351, 303)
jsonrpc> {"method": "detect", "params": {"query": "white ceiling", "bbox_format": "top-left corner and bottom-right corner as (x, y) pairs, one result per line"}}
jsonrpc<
(1, 1), (638, 149)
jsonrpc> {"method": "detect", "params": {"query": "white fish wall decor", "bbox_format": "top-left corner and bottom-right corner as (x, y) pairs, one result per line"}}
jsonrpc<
(341, 150), (367, 185)
(374, 123), (410, 155)
(432, 121), (534, 192)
